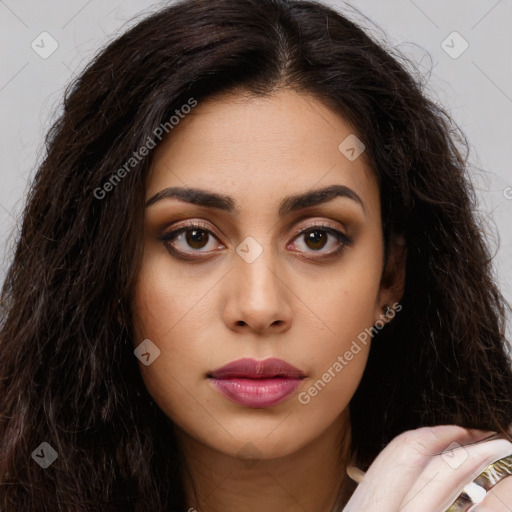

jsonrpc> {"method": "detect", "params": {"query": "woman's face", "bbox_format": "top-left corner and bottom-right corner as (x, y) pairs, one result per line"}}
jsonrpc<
(132, 89), (401, 460)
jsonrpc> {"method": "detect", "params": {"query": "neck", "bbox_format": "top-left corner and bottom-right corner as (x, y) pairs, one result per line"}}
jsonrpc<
(177, 410), (354, 512)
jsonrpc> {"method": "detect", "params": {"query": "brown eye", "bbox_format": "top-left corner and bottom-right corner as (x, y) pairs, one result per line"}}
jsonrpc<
(158, 222), (224, 259)
(185, 229), (209, 250)
(304, 230), (328, 251)
(289, 225), (352, 257)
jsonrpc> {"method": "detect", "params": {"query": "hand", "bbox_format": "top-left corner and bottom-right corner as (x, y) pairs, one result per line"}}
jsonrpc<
(343, 425), (512, 511)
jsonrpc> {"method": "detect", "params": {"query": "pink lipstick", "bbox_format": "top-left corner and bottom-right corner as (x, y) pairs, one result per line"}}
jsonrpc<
(208, 357), (306, 408)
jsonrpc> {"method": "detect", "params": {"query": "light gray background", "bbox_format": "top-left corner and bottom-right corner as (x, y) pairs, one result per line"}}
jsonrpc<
(1, 0), (511, 337)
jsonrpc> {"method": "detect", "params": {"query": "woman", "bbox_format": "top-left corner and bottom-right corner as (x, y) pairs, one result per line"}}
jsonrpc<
(1, 0), (512, 510)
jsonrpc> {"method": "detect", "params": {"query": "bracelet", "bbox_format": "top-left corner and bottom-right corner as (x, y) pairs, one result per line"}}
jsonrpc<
(446, 454), (512, 511)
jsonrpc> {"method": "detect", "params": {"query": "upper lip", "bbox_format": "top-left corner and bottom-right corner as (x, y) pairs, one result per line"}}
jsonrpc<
(209, 357), (306, 379)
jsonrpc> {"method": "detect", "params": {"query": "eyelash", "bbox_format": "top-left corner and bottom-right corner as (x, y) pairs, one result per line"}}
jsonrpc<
(158, 221), (352, 261)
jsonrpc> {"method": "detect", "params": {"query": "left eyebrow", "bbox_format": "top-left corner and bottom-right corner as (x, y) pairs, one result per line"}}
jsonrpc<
(278, 184), (365, 216)
(144, 184), (365, 215)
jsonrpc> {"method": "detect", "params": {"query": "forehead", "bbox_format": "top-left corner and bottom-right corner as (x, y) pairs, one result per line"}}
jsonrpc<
(146, 89), (379, 218)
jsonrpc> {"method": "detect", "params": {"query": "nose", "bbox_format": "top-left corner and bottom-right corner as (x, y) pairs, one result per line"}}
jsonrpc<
(222, 244), (293, 335)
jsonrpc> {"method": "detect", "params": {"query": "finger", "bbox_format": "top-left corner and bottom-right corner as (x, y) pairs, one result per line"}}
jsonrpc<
(367, 426), (496, 477)
(400, 438), (512, 512)
(389, 425), (497, 464)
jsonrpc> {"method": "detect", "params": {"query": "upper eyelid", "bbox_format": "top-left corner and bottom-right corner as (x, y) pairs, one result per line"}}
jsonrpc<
(162, 219), (346, 241)
(160, 220), (222, 242)
(290, 221), (343, 237)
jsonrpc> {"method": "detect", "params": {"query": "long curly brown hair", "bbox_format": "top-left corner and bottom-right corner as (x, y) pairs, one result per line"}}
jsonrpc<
(1, 0), (511, 510)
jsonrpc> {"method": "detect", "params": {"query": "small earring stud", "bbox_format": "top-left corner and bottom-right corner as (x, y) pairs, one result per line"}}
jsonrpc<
(383, 304), (393, 320)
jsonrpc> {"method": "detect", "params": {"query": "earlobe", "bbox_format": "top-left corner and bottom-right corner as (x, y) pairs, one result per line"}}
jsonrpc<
(375, 235), (407, 323)
(383, 235), (407, 298)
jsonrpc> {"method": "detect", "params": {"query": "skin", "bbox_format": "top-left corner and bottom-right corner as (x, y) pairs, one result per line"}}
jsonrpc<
(344, 426), (512, 511)
(131, 89), (512, 510)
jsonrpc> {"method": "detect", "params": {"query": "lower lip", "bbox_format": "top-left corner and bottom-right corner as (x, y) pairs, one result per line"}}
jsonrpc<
(210, 377), (303, 408)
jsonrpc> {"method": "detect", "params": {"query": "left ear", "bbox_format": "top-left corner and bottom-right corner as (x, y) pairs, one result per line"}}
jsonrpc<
(375, 234), (407, 322)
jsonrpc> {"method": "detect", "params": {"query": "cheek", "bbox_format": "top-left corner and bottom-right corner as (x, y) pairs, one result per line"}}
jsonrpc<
(131, 248), (217, 341)
(297, 287), (373, 409)
(292, 290), (375, 432)
(306, 249), (383, 351)
(295, 238), (383, 408)
(130, 253), (218, 423)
